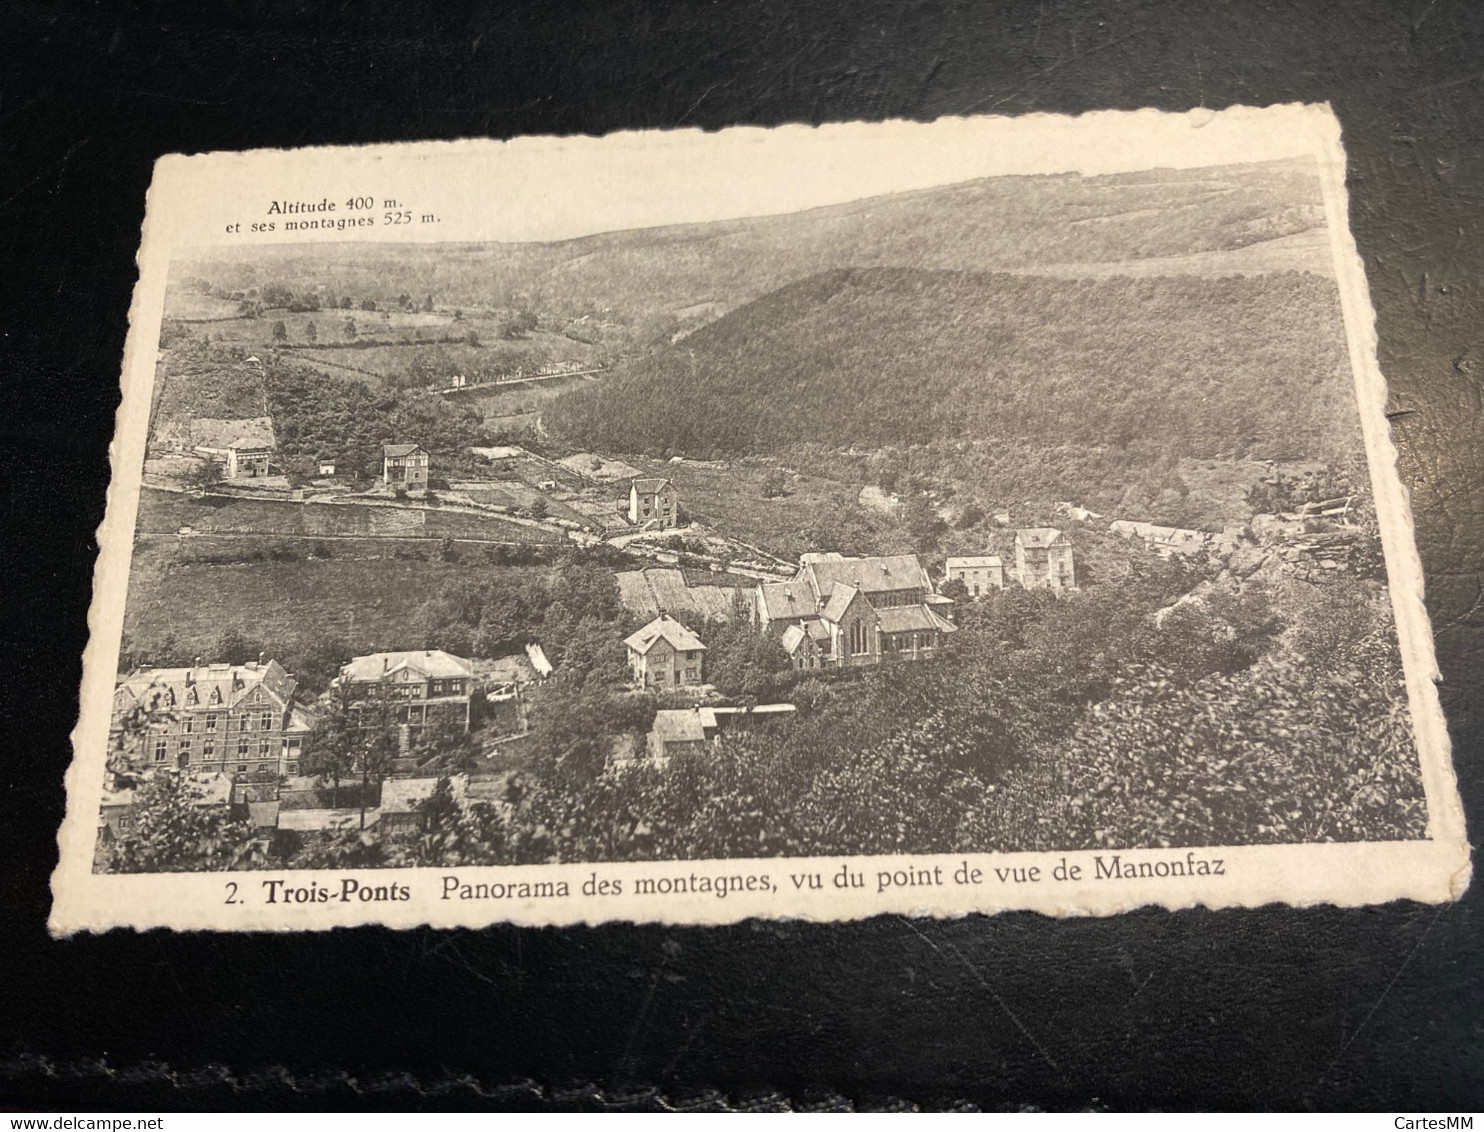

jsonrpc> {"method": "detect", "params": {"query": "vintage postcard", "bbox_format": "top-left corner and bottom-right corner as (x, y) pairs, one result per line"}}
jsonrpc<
(50, 105), (1470, 934)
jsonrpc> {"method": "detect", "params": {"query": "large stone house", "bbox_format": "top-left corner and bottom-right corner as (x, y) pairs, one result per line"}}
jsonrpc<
(193, 438), (272, 480)
(111, 659), (314, 780)
(756, 552), (956, 669)
(382, 443), (430, 490)
(1013, 528), (1076, 591)
(624, 614), (706, 689)
(184, 416), (275, 479)
(944, 555), (1005, 597)
(336, 650), (475, 743)
(628, 477), (678, 528)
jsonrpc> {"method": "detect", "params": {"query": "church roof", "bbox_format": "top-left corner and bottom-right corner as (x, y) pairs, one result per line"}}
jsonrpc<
(819, 584), (862, 624)
(802, 554), (930, 598)
(758, 579), (817, 621)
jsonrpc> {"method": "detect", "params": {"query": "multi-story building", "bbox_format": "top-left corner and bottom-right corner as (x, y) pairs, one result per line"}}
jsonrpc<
(1013, 528), (1076, 591)
(382, 443), (430, 491)
(336, 650), (475, 743)
(628, 477), (678, 528)
(756, 552), (956, 669)
(624, 615), (707, 689)
(110, 659), (314, 780)
(944, 555), (1005, 597)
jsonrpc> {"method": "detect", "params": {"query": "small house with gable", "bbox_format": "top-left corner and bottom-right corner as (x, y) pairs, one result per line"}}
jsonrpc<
(646, 707), (716, 762)
(1013, 528), (1076, 591)
(624, 614), (706, 689)
(628, 477), (678, 528)
(382, 443), (430, 491)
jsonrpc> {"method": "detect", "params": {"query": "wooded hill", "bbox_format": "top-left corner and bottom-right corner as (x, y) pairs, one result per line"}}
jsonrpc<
(546, 266), (1363, 468)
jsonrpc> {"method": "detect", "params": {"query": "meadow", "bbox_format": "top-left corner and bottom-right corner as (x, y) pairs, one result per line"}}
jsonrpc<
(123, 537), (546, 663)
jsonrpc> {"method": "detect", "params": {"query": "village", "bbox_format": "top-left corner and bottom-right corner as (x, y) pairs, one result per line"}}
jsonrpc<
(102, 404), (1371, 858)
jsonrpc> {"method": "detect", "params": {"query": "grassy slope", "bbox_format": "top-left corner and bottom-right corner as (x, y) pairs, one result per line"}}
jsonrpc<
(123, 539), (542, 657)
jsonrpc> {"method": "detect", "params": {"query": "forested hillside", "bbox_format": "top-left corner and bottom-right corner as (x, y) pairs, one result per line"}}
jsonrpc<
(546, 266), (1361, 466)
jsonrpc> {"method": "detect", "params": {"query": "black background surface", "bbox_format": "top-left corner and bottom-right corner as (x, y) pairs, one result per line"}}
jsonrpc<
(2, 0), (1481, 1111)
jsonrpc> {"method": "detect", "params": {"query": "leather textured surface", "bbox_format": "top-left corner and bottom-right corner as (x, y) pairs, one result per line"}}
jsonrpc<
(2, 0), (1480, 1110)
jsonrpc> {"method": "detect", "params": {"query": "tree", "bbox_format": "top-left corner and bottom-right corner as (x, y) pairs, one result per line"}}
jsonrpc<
(940, 576), (969, 602)
(760, 469), (788, 499)
(305, 684), (357, 808)
(103, 769), (258, 873)
(423, 294), (434, 312)
(528, 497), (549, 521)
(360, 298), (378, 312)
(901, 494), (947, 552)
(184, 454), (224, 493)
(501, 309), (538, 339)
(271, 320), (288, 343)
(304, 321), (317, 344)
(343, 317), (357, 341)
(705, 621), (791, 700)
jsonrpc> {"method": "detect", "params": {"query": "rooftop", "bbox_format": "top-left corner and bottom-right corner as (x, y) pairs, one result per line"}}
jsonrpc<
(819, 583), (861, 624)
(945, 555), (1003, 569)
(758, 579), (818, 620)
(382, 443), (426, 458)
(631, 477), (673, 494)
(341, 650), (474, 683)
(1015, 527), (1068, 549)
(803, 553), (931, 598)
(650, 709), (711, 744)
(116, 659), (295, 714)
(623, 614), (706, 655)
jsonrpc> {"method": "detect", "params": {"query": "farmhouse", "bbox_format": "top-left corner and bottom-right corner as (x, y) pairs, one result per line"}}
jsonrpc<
(1013, 528), (1076, 591)
(757, 552), (956, 669)
(628, 477), (678, 528)
(624, 614), (706, 690)
(336, 650), (475, 742)
(382, 443), (430, 491)
(111, 660), (314, 779)
(191, 419), (274, 480)
(944, 555), (1005, 597)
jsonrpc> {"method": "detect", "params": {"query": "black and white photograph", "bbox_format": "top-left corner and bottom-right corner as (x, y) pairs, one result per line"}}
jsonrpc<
(50, 109), (1467, 931)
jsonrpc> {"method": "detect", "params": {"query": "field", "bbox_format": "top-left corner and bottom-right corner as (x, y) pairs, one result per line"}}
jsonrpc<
(123, 538), (546, 659)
